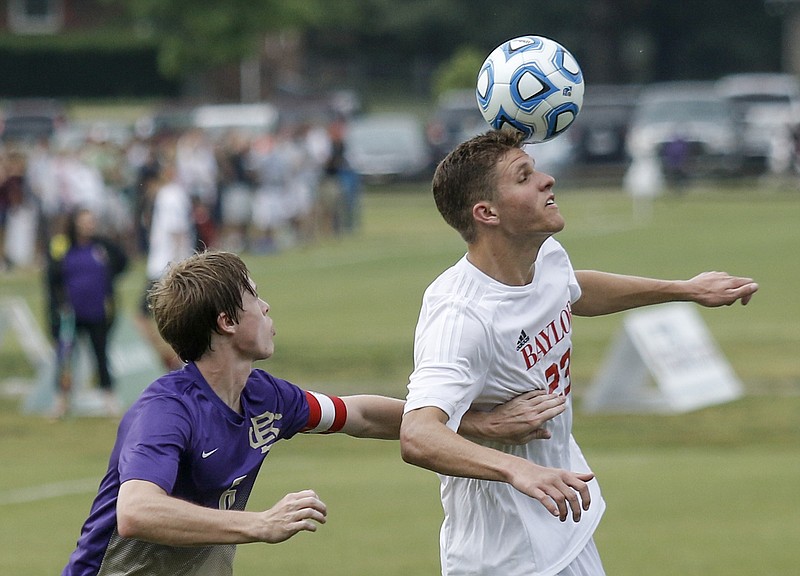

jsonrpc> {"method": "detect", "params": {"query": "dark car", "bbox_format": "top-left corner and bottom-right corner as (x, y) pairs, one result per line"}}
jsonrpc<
(0, 98), (66, 145)
(426, 89), (488, 162)
(569, 84), (641, 165)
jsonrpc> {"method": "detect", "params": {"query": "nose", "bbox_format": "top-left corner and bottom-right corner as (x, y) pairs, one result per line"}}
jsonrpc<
(538, 170), (555, 189)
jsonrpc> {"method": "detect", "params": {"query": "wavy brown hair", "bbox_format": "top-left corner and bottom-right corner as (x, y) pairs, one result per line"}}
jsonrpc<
(147, 251), (257, 362)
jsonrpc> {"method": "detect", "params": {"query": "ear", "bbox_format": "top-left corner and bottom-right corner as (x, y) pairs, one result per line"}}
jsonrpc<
(217, 312), (236, 335)
(473, 201), (499, 226)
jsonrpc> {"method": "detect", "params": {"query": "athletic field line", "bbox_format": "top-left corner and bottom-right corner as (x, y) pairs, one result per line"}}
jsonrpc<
(0, 477), (98, 506)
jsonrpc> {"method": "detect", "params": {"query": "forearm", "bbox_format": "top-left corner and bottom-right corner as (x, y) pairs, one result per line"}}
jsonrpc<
(573, 270), (688, 316)
(400, 408), (521, 482)
(340, 395), (404, 439)
(401, 407), (595, 522)
(117, 481), (261, 546)
(573, 269), (758, 316)
(458, 390), (565, 444)
(458, 409), (494, 439)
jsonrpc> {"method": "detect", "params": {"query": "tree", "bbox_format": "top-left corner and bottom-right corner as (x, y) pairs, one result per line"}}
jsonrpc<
(106, 0), (785, 98)
(106, 0), (326, 78)
(431, 46), (485, 98)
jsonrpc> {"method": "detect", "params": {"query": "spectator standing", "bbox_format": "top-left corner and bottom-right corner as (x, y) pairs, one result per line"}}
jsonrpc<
(281, 125), (316, 245)
(0, 149), (32, 269)
(250, 132), (291, 253)
(325, 117), (361, 233)
(176, 128), (219, 249)
(47, 207), (128, 418)
(136, 154), (195, 371)
(216, 130), (256, 252)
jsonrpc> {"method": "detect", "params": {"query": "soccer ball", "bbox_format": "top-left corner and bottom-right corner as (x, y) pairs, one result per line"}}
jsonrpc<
(476, 35), (584, 143)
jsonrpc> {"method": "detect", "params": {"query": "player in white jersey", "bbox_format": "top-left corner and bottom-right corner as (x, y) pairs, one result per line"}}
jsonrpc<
(400, 129), (758, 576)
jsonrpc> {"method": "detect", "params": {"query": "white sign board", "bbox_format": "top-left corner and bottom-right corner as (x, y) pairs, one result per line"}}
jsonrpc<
(582, 302), (744, 413)
(0, 297), (54, 367)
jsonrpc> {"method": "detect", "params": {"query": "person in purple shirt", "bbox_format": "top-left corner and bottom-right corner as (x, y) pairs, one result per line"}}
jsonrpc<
(47, 207), (128, 418)
(61, 250), (577, 576)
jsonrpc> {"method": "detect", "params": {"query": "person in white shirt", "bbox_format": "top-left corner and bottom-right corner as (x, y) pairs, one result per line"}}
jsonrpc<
(137, 154), (195, 370)
(145, 159), (194, 283)
(399, 129), (759, 576)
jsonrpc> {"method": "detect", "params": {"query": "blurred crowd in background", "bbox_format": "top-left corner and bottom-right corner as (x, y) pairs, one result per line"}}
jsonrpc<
(0, 100), (371, 414)
(0, 101), (362, 273)
(4, 71), (800, 274)
(3, 72), (800, 414)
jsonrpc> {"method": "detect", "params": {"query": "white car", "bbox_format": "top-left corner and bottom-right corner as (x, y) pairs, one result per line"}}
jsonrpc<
(717, 73), (800, 173)
(345, 112), (432, 183)
(626, 82), (742, 177)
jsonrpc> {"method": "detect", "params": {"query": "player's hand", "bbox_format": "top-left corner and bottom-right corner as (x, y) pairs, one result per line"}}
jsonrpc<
(686, 271), (759, 307)
(475, 390), (566, 444)
(510, 463), (594, 523)
(258, 489), (327, 543)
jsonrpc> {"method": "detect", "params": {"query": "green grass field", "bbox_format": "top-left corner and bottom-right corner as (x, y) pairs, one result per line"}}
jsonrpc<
(1, 181), (799, 574)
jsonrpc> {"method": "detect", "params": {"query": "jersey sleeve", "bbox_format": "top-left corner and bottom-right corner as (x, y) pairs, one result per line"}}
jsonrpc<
(405, 296), (492, 430)
(117, 395), (193, 493)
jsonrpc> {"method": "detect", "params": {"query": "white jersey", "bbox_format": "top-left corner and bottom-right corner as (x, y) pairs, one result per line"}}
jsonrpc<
(405, 237), (605, 576)
(146, 181), (194, 281)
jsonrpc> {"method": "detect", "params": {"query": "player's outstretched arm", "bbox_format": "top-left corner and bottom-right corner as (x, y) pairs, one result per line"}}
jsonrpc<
(337, 395), (404, 439)
(117, 480), (326, 546)
(458, 390), (566, 444)
(313, 391), (564, 444)
(572, 270), (759, 317)
(400, 406), (593, 522)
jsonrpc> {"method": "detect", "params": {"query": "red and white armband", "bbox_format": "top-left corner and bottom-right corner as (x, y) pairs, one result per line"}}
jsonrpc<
(302, 391), (347, 434)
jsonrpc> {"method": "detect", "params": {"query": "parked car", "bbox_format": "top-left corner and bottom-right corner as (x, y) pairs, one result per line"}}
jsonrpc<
(626, 82), (742, 178)
(192, 102), (280, 139)
(569, 84), (641, 165)
(0, 98), (66, 145)
(426, 89), (487, 162)
(345, 112), (432, 183)
(523, 136), (577, 182)
(53, 119), (134, 150)
(716, 72), (800, 173)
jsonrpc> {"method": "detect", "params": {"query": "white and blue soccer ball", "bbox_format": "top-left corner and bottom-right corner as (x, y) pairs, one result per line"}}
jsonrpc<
(476, 35), (584, 143)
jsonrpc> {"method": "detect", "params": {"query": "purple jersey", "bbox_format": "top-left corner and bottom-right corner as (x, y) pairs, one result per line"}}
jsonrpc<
(62, 362), (310, 576)
(62, 244), (113, 323)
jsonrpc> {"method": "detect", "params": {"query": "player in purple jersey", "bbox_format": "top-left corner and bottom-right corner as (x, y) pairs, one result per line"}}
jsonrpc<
(62, 250), (575, 576)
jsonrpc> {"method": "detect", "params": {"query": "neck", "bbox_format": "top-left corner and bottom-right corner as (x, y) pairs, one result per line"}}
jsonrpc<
(194, 355), (252, 414)
(466, 236), (545, 286)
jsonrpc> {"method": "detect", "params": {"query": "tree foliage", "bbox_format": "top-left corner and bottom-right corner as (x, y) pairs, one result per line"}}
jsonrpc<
(105, 0), (326, 77)
(107, 0), (785, 87)
(432, 46), (485, 98)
